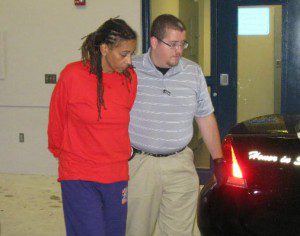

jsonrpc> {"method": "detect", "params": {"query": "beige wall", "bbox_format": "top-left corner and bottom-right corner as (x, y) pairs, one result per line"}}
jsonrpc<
(151, 0), (179, 20)
(237, 6), (276, 122)
(180, 0), (199, 63)
(198, 0), (211, 76)
(0, 0), (141, 175)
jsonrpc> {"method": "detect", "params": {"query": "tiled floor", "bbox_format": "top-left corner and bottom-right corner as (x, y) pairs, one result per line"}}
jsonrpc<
(0, 173), (65, 236)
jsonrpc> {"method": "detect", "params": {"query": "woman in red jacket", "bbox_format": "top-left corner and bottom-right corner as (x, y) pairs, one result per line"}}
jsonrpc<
(48, 18), (137, 236)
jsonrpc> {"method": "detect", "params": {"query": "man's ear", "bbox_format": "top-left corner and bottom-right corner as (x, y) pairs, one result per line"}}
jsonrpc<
(100, 44), (108, 55)
(150, 36), (159, 49)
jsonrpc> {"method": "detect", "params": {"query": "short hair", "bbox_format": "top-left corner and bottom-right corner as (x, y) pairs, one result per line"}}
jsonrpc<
(150, 14), (186, 39)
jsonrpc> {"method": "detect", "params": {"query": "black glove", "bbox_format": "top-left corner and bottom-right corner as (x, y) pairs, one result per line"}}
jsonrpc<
(213, 157), (228, 186)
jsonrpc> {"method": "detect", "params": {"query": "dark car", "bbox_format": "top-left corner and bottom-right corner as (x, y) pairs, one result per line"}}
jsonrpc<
(199, 114), (300, 236)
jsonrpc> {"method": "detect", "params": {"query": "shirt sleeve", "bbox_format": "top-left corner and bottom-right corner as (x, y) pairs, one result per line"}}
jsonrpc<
(129, 68), (138, 110)
(195, 66), (214, 117)
(47, 68), (69, 158)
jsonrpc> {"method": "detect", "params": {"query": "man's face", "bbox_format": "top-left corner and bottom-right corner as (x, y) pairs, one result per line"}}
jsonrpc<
(151, 29), (187, 68)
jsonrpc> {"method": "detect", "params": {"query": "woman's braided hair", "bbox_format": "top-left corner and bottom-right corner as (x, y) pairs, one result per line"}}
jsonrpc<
(81, 18), (137, 119)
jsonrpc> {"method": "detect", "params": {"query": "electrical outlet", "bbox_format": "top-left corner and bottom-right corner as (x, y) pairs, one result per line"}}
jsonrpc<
(19, 133), (24, 142)
(45, 74), (57, 84)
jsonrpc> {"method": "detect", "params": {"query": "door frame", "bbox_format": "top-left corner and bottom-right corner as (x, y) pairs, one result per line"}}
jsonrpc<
(212, 0), (288, 139)
(141, 0), (150, 53)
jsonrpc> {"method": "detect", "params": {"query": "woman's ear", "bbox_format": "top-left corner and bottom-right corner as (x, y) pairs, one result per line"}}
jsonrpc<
(100, 44), (108, 55)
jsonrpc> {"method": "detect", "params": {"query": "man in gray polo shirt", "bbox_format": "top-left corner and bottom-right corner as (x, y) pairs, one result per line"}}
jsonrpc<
(126, 14), (226, 236)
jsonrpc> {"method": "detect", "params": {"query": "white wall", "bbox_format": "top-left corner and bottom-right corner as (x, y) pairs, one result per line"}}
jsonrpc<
(0, 0), (141, 175)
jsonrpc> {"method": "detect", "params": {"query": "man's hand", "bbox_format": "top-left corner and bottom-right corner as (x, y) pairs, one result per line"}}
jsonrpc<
(213, 157), (228, 186)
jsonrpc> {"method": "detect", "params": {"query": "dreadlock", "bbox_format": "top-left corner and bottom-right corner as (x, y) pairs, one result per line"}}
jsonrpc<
(81, 18), (137, 120)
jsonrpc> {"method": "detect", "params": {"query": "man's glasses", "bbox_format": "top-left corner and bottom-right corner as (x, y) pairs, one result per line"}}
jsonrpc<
(157, 38), (189, 50)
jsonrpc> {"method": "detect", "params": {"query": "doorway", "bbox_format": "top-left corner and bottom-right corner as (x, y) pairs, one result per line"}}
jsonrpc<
(211, 0), (289, 140)
(237, 5), (282, 122)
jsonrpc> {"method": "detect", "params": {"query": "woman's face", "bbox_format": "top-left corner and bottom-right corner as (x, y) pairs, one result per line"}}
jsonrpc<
(101, 39), (136, 74)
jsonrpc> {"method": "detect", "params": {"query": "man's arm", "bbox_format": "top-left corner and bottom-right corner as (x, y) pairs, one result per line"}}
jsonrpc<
(195, 113), (228, 185)
(195, 113), (223, 160)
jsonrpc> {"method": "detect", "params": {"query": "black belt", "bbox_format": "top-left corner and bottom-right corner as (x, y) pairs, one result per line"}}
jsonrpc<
(132, 146), (186, 158)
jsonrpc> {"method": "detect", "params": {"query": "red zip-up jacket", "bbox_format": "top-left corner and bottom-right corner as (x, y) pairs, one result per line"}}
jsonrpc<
(48, 61), (137, 183)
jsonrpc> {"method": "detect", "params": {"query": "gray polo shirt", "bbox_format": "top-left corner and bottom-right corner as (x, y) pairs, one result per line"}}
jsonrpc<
(129, 50), (214, 154)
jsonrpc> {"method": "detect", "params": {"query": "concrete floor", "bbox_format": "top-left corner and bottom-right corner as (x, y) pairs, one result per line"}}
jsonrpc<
(0, 173), (203, 236)
(0, 173), (65, 236)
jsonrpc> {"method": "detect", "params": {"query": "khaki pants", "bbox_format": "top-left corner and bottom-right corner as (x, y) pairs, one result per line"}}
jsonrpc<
(126, 147), (201, 236)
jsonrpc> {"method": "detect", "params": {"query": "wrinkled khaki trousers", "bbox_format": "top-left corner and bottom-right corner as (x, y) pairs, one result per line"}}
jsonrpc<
(126, 147), (201, 236)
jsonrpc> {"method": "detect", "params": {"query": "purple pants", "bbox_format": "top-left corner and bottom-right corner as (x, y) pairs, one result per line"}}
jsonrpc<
(61, 180), (128, 236)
